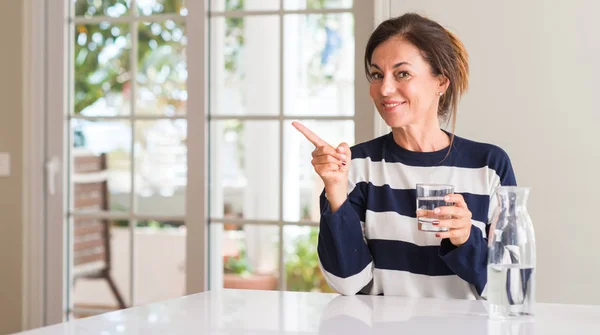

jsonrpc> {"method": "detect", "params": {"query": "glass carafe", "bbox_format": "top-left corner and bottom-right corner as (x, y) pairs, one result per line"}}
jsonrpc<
(487, 186), (536, 319)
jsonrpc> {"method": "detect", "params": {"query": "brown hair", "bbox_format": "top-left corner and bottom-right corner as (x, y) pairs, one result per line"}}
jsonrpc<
(364, 13), (469, 149)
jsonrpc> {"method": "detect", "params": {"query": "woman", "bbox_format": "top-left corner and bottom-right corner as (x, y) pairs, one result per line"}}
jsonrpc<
(292, 13), (516, 299)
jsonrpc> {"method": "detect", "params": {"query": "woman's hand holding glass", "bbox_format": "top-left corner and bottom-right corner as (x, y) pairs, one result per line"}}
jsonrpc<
(429, 193), (473, 247)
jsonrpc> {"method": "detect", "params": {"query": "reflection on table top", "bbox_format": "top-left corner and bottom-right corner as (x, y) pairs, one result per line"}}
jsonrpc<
(15, 289), (600, 335)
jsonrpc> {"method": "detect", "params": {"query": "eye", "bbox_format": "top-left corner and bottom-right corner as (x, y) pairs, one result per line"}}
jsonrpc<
(370, 72), (383, 80)
(396, 71), (411, 79)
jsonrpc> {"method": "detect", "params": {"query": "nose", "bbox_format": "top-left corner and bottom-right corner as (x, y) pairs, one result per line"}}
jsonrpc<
(379, 75), (396, 97)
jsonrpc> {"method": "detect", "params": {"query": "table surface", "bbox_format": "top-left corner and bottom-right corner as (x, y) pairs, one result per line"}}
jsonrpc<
(15, 289), (600, 334)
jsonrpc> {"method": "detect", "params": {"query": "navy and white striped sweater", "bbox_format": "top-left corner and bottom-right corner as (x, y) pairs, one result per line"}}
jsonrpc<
(318, 132), (517, 299)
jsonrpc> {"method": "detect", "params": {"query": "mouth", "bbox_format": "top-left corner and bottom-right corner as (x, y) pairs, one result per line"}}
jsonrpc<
(381, 100), (406, 112)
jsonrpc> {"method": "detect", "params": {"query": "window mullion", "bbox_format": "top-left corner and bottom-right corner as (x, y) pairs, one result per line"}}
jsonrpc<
(128, 0), (139, 307)
(278, 0), (285, 292)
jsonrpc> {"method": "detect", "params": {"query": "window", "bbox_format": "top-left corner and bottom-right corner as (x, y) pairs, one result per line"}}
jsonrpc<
(207, 0), (372, 292)
(45, 0), (374, 323)
(66, 0), (191, 319)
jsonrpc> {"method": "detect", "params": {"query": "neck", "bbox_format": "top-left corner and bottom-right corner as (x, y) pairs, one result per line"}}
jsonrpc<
(391, 123), (450, 152)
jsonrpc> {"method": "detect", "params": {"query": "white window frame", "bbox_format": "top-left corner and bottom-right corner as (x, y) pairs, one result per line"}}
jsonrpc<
(21, 0), (387, 328)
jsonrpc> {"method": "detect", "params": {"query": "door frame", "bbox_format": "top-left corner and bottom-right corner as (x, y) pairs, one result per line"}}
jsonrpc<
(22, 0), (72, 328)
(22, 0), (48, 330)
(44, 0), (69, 326)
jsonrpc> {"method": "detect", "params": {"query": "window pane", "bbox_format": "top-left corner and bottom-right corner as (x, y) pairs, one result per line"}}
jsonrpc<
(211, 224), (280, 291)
(210, 0), (279, 11)
(137, 21), (187, 116)
(138, 0), (187, 16)
(74, 0), (131, 18)
(210, 16), (279, 115)
(284, 225), (334, 292)
(283, 14), (354, 116)
(134, 221), (186, 305)
(74, 23), (131, 116)
(71, 219), (131, 317)
(284, 0), (352, 11)
(71, 119), (132, 212)
(210, 120), (280, 221)
(283, 120), (354, 222)
(134, 120), (187, 216)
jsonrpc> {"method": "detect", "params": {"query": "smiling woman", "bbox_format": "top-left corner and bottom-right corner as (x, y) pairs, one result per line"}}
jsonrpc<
(293, 12), (517, 299)
(364, 13), (469, 153)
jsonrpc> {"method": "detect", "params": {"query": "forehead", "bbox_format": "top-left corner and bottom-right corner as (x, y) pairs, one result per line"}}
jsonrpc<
(371, 37), (425, 67)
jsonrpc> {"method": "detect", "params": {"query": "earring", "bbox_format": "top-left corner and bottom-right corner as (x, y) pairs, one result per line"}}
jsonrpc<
(437, 91), (444, 96)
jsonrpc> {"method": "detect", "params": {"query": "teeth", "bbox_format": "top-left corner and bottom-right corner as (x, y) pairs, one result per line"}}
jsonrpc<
(383, 103), (400, 107)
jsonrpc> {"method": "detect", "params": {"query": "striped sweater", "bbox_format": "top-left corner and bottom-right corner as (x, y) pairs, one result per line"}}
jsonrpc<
(317, 132), (517, 299)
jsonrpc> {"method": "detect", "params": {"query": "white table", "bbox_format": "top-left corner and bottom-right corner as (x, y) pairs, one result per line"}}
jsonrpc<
(16, 289), (600, 334)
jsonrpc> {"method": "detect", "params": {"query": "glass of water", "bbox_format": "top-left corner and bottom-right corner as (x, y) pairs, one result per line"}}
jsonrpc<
(416, 183), (454, 232)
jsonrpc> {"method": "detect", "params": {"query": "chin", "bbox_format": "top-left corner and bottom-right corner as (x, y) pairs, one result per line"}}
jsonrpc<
(380, 114), (410, 129)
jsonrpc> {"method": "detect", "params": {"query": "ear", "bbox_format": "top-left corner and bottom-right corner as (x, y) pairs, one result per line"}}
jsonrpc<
(437, 75), (450, 94)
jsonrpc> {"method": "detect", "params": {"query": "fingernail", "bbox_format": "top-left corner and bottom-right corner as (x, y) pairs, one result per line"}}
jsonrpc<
(338, 147), (345, 153)
(340, 154), (347, 160)
(444, 196), (450, 201)
(435, 233), (440, 238)
(432, 221), (439, 226)
(434, 208), (441, 214)
(341, 161), (347, 166)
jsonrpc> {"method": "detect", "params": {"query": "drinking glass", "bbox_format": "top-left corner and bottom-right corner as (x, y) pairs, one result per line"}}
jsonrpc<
(416, 183), (454, 232)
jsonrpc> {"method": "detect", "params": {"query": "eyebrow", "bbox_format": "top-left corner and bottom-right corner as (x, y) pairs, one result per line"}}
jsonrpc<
(370, 62), (411, 71)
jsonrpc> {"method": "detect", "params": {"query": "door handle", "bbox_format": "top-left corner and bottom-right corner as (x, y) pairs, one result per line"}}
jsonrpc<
(45, 156), (61, 195)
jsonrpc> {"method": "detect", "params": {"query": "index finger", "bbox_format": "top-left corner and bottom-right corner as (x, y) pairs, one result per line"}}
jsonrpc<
(291, 121), (328, 147)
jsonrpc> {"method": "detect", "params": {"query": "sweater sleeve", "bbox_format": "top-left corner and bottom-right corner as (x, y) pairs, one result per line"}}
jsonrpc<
(438, 226), (488, 296)
(438, 149), (517, 297)
(318, 182), (374, 296)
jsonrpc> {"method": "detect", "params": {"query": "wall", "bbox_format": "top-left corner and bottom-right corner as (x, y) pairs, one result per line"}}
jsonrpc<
(389, 0), (600, 304)
(0, 0), (24, 333)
